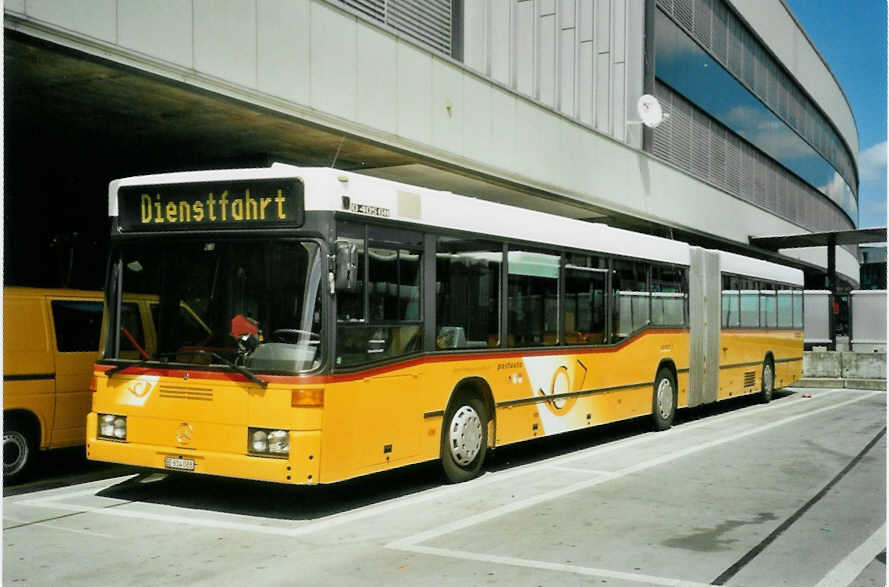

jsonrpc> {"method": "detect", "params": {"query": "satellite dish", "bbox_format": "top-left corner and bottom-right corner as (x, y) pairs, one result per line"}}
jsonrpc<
(637, 94), (664, 128)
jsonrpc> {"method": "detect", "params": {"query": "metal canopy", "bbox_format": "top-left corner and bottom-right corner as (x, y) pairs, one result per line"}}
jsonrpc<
(749, 227), (887, 250)
(750, 227), (886, 350)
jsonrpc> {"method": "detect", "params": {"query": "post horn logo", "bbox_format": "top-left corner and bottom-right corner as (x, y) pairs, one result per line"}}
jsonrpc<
(536, 360), (588, 415)
(176, 422), (194, 445)
(126, 380), (152, 398)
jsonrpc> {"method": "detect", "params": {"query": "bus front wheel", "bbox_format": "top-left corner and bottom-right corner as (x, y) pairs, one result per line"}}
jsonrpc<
(441, 396), (488, 483)
(651, 368), (677, 431)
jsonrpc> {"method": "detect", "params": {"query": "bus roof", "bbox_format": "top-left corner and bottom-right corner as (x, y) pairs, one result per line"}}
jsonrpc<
(718, 250), (804, 286)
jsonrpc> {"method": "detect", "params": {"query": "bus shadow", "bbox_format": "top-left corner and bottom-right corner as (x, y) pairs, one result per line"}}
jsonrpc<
(94, 389), (798, 520)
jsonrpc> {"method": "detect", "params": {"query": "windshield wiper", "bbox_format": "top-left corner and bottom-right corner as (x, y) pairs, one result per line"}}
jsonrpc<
(105, 350), (269, 388)
(185, 349), (269, 388)
(104, 352), (181, 378)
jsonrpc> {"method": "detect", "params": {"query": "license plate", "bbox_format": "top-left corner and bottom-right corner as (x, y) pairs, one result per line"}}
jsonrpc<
(164, 456), (195, 471)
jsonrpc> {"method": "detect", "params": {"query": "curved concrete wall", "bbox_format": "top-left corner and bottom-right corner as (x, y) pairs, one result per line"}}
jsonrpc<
(3, 0), (859, 285)
(726, 0), (859, 162)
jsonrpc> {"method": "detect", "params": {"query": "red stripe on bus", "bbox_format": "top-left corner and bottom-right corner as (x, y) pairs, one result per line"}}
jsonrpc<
(94, 328), (689, 385)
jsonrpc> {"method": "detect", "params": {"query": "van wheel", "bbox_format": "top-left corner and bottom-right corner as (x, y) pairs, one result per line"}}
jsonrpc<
(651, 368), (676, 431)
(441, 396), (488, 483)
(4, 419), (36, 483)
(760, 359), (775, 404)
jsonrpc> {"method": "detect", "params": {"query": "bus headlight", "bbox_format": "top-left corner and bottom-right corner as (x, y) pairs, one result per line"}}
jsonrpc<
(251, 429), (268, 452)
(99, 414), (127, 441)
(248, 428), (289, 457)
(267, 430), (289, 455)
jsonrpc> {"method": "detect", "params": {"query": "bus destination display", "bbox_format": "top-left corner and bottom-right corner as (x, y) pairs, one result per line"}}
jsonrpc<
(117, 178), (304, 231)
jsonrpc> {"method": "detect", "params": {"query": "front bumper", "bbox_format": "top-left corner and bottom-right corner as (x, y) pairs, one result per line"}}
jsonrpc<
(86, 413), (321, 484)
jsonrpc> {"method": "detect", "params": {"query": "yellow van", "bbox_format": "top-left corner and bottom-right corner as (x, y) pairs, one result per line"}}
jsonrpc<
(3, 287), (162, 482)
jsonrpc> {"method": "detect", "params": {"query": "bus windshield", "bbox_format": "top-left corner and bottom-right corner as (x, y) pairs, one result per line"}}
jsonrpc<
(109, 239), (324, 374)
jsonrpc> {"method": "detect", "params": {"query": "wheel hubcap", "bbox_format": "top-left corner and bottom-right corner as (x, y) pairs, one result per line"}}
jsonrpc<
(764, 365), (774, 394)
(656, 378), (674, 420)
(4, 433), (27, 475)
(448, 405), (483, 466)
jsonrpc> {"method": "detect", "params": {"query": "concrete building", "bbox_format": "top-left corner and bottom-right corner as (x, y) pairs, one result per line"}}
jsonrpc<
(4, 0), (860, 289)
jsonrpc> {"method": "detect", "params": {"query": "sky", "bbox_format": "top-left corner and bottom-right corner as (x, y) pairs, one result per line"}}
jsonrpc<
(784, 0), (887, 230)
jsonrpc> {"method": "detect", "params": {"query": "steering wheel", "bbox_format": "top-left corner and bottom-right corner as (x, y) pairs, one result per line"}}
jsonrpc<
(270, 329), (321, 344)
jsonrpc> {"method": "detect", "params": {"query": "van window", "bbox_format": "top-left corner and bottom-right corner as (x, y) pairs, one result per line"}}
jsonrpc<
(51, 300), (103, 352)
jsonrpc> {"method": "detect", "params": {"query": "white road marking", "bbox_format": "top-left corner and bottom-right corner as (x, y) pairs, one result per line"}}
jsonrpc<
(544, 465), (615, 475)
(814, 524), (886, 587)
(4, 515), (113, 538)
(387, 392), (876, 550)
(397, 544), (712, 586)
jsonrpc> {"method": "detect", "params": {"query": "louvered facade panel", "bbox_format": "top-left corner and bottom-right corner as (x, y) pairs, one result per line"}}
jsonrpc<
(727, 15), (742, 74)
(754, 44), (767, 98)
(347, 0), (385, 21)
(694, 0), (712, 49)
(692, 109), (711, 179)
(710, 125), (727, 188)
(725, 133), (741, 195)
(652, 85), (674, 161)
(674, 0), (694, 31)
(341, 0), (451, 55)
(710, 0), (727, 62)
(766, 60), (778, 112)
(766, 160), (778, 211)
(671, 97), (695, 171)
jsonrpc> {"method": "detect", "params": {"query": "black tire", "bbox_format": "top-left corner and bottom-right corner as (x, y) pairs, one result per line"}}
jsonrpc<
(651, 367), (677, 431)
(4, 416), (37, 483)
(440, 395), (488, 483)
(760, 358), (775, 404)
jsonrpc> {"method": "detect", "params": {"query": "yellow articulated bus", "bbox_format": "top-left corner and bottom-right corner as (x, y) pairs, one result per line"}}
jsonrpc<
(88, 164), (803, 484)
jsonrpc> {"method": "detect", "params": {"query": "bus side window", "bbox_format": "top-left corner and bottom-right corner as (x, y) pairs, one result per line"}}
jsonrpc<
(564, 253), (606, 345)
(777, 286), (793, 328)
(507, 247), (560, 347)
(760, 282), (778, 328)
(612, 260), (650, 342)
(791, 289), (803, 329)
(651, 264), (687, 326)
(335, 223), (423, 367)
(739, 289), (760, 328)
(436, 237), (502, 349)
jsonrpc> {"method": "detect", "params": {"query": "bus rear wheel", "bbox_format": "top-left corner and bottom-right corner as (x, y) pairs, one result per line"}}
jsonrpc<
(441, 396), (488, 483)
(4, 418), (36, 483)
(651, 368), (676, 431)
(760, 359), (775, 403)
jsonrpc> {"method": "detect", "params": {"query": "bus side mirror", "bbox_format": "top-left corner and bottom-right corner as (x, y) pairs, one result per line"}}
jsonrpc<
(334, 241), (358, 292)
